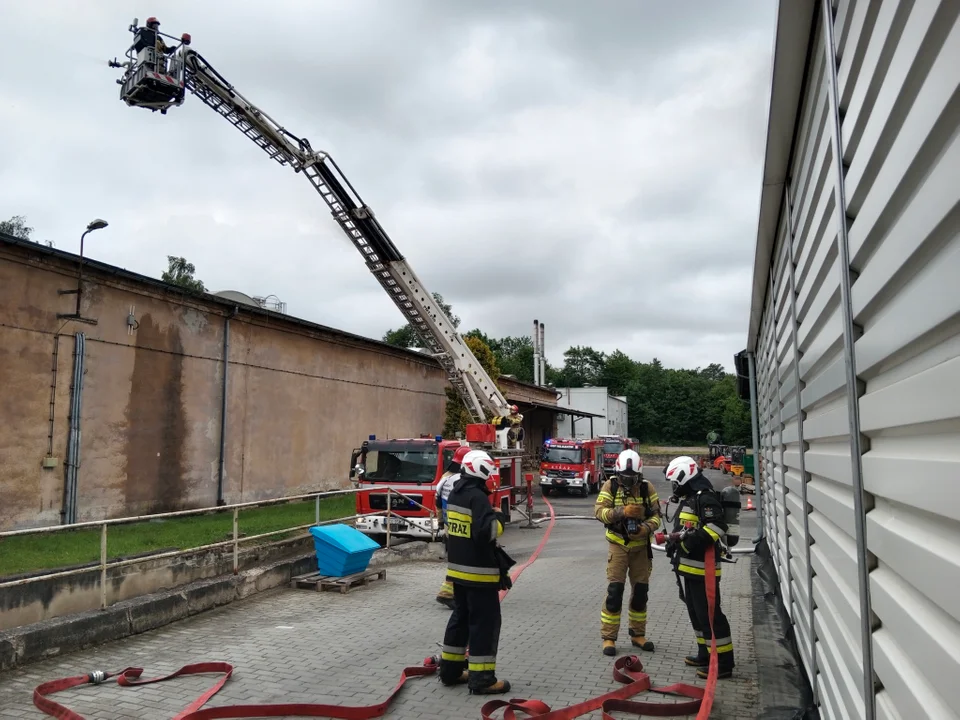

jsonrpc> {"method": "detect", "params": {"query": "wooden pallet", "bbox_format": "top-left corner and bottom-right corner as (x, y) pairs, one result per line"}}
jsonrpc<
(290, 568), (386, 594)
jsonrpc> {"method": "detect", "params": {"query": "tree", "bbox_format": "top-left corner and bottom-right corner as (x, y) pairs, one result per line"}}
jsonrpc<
(383, 292), (459, 348)
(466, 331), (537, 383)
(162, 256), (206, 292)
(601, 350), (636, 396)
(556, 345), (606, 387)
(0, 215), (33, 240)
(442, 335), (502, 438)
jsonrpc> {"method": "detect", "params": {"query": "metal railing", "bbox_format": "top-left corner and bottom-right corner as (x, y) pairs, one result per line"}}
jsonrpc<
(0, 487), (439, 610)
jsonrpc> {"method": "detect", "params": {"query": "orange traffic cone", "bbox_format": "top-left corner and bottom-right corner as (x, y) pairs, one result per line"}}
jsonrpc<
(745, 496), (754, 511)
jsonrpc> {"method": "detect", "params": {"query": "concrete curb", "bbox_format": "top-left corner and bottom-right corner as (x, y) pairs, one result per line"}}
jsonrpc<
(0, 540), (444, 671)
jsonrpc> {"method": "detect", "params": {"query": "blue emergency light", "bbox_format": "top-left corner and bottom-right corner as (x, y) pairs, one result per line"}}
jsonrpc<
(369, 434), (376, 441)
(435, 435), (443, 442)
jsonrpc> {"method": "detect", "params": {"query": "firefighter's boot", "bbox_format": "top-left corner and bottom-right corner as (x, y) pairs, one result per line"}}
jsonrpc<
(469, 679), (511, 695)
(440, 670), (469, 686)
(697, 666), (734, 680)
(629, 632), (655, 652)
(602, 640), (616, 656)
(436, 580), (455, 609)
(684, 653), (709, 667)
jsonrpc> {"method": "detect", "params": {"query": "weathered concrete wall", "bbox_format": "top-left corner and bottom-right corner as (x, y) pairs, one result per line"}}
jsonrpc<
(0, 238), (447, 530)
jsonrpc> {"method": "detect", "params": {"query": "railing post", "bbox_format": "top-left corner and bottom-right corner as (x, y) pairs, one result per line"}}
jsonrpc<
(525, 473), (534, 528)
(385, 488), (392, 549)
(100, 523), (107, 610)
(315, 494), (320, 526)
(232, 508), (239, 575)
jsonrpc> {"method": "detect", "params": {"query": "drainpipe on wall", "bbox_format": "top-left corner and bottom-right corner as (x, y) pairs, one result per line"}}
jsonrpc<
(747, 349), (763, 543)
(216, 307), (237, 506)
(61, 332), (86, 525)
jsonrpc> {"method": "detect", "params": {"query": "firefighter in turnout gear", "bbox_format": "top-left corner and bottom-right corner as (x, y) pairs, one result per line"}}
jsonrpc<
(435, 445), (471, 609)
(439, 450), (514, 695)
(665, 456), (736, 679)
(594, 449), (662, 656)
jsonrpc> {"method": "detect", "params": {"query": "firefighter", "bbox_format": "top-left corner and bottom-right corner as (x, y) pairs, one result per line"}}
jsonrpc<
(144, 17), (176, 72)
(438, 450), (513, 694)
(490, 405), (524, 449)
(435, 445), (471, 609)
(664, 455), (735, 679)
(594, 449), (661, 656)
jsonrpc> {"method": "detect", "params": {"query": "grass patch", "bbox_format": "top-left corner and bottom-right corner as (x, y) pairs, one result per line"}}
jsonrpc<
(637, 445), (709, 455)
(0, 494), (354, 578)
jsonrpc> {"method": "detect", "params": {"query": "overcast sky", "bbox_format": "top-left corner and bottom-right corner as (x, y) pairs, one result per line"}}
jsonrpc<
(1, 1), (775, 372)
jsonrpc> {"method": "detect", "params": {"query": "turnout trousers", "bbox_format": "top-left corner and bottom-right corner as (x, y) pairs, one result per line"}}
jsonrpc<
(600, 542), (652, 641)
(682, 574), (735, 670)
(439, 583), (503, 691)
(436, 531), (454, 601)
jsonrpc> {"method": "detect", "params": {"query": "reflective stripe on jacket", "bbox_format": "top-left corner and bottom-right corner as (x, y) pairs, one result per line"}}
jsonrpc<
(594, 478), (662, 548)
(444, 476), (503, 587)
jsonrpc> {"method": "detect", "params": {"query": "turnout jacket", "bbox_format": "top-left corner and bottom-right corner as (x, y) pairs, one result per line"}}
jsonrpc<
(444, 475), (509, 588)
(676, 474), (727, 578)
(594, 476), (662, 548)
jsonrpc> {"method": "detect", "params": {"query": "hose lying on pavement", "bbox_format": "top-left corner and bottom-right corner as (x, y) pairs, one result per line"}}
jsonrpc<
(32, 496), (720, 719)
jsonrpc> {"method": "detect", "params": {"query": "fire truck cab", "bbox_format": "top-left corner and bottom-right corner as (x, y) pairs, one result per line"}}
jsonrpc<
(596, 435), (639, 477)
(350, 435), (521, 543)
(539, 437), (605, 497)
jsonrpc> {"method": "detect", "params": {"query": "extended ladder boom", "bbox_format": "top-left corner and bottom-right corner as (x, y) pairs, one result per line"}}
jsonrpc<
(110, 23), (511, 424)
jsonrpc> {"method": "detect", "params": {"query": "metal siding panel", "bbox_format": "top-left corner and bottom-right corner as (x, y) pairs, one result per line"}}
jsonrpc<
(841, 1), (960, 717)
(845, 2), (957, 220)
(810, 541), (860, 646)
(849, 137), (960, 334)
(815, 601), (865, 719)
(875, 690), (905, 720)
(867, 499), (960, 633)
(841, 0), (912, 162)
(837, 0), (877, 111)
(870, 566), (960, 715)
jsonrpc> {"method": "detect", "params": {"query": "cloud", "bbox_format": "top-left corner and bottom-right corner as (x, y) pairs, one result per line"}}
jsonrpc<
(0, 0), (776, 372)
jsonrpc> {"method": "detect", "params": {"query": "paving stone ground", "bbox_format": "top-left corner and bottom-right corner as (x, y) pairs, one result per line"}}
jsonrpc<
(0, 484), (760, 719)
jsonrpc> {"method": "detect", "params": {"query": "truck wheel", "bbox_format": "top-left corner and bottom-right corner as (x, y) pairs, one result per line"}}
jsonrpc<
(579, 483), (589, 498)
(541, 486), (551, 497)
(500, 498), (511, 524)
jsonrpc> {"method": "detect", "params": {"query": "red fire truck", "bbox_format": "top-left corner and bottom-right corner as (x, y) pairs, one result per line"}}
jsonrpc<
(597, 435), (638, 476)
(350, 435), (522, 543)
(538, 437), (605, 497)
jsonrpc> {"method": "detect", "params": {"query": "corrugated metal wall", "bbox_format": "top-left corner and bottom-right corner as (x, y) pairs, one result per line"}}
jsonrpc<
(753, 1), (960, 718)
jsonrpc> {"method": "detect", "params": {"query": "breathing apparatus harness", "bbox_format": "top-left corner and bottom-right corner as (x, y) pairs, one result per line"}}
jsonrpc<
(606, 471), (656, 557)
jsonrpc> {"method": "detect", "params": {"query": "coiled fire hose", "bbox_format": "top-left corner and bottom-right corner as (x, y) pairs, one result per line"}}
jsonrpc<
(32, 498), (720, 719)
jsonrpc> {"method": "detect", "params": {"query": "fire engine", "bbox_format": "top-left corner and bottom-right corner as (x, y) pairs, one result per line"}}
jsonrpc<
(596, 435), (639, 476)
(109, 19), (526, 542)
(348, 435), (521, 542)
(538, 438), (605, 497)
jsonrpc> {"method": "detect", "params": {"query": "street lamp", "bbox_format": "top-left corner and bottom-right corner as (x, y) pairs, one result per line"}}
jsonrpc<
(65, 219), (108, 319)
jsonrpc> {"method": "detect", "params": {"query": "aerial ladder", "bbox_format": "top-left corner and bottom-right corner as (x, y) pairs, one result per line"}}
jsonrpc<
(109, 18), (524, 450)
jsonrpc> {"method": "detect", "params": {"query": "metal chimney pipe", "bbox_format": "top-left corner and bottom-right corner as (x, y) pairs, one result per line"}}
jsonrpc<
(539, 322), (546, 386)
(533, 319), (541, 385)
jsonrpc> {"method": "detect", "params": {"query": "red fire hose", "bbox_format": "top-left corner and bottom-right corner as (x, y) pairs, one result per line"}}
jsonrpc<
(33, 497), (720, 719)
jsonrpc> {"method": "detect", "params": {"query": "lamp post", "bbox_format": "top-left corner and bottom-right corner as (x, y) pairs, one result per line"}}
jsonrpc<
(74, 219), (108, 316)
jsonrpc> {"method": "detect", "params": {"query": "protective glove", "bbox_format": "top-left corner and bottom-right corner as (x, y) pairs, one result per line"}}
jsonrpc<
(623, 504), (644, 519)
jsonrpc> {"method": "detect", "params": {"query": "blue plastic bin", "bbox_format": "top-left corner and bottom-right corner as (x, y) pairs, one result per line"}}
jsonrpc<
(309, 524), (380, 577)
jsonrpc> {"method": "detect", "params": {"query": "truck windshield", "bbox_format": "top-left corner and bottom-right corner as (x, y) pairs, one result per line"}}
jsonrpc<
(603, 440), (624, 454)
(361, 441), (439, 483)
(542, 447), (583, 463)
